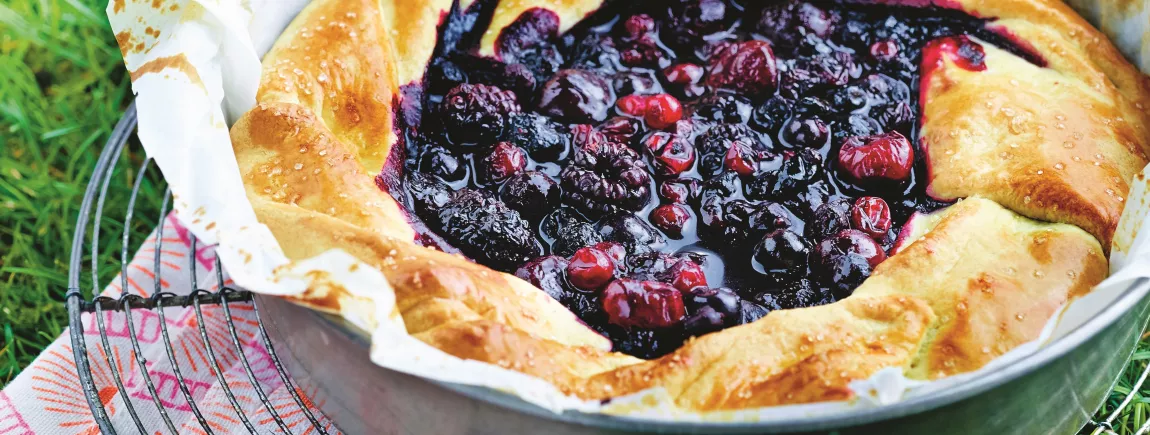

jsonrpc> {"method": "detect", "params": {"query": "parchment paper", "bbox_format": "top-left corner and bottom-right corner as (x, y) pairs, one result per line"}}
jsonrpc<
(107, 0), (1150, 421)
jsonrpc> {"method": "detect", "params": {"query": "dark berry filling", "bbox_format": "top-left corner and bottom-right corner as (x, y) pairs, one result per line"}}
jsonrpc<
(398, 0), (1040, 358)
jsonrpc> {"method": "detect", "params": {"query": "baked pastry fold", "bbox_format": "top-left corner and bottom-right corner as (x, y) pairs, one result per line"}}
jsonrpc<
(226, 0), (1138, 411)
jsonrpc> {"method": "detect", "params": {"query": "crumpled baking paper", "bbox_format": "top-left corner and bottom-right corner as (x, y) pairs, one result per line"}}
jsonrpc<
(108, 0), (1150, 421)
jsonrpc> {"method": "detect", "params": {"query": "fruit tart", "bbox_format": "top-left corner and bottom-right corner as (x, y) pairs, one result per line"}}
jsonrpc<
(228, 0), (1150, 411)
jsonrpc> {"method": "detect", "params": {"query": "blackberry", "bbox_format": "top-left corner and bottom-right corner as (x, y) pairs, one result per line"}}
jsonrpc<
(695, 172), (741, 227)
(552, 221), (604, 257)
(780, 53), (859, 98)
(696, 123), (771, 177)
(434, 189), (543, 272)
(503, 113), (567, 161)
(827, 84), (869, 113)
(440, 83), (522, 144)
(861, 73), (910, 107)
(500, 171), (561, 221)
(874, 101), (915, 133)
(560, 128), (652, 216)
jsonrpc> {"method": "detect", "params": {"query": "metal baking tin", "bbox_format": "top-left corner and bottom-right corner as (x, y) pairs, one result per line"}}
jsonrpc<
(257, 274), (1150, 434)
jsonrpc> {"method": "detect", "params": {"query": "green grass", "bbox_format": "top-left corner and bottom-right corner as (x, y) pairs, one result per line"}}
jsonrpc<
(0, 0), (1148, 432)
(0, 0), (160, 384)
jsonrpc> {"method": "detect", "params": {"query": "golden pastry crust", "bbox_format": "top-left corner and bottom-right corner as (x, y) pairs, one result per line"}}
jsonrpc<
(226, 0), (1131, 412)
(256, 0), (401, 174)
(920, 17), (1150, 249)
(580, 294), (936, 409)
(853, 198), (1106, 379)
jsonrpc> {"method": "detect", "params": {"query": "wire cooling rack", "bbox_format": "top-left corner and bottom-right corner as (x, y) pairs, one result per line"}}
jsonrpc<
(64, 103), (329, 435)
(65, 105), (1150, 434)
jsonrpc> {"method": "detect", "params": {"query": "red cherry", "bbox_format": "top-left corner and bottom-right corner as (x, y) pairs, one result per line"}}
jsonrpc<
(667, 260), (707, 293)
(482, 142), (527, 182)
(592, 241), (627, 264)
(706, 40), (779, 95)
(567, 247), (615, 290)
(644, 94), (683, 130)
(601, 279), (686, 329)
(663, 63), (704, 85)
(652, 137), (696, 176)
(658, 179), (698, 204)
(643, 131), (673, 153)
(650, 204), (692, 238)
(850, 196), (892, 240)
(870, 40), (899, 62)
(616, 94), (649, 116)
(836, 131), (914, 187)
(623, 14), (656, 39)
(723, 141), (758, 176)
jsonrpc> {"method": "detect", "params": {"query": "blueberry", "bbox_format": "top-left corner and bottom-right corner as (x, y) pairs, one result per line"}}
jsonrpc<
(538, 69), (615, 123)
(597, 213), (666, 255)
(751, 95), (793, 135)
(689, 93), (753, 124)
(515, 255), (570, 301)
(811, 229), (887, 298)
(418, 147), (467, 183)
(541, 207), (587, 240)
(753, 229), (810, 276)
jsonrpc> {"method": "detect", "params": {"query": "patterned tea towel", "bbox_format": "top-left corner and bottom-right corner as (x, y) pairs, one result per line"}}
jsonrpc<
(1, 215), (341, 434)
